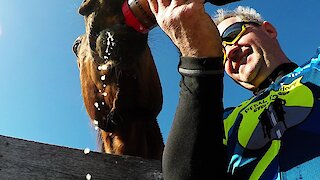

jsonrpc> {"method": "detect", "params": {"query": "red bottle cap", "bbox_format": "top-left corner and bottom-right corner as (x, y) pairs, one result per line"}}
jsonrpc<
(122, 0), (150, 33)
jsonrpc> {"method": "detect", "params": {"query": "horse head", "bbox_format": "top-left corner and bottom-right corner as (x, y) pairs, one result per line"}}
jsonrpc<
(73, 0), (164, 160)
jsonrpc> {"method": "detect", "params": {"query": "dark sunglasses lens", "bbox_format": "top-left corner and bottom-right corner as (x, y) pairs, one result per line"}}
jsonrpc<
(223, 30), (242, 42)
(221, 23), (243, 42)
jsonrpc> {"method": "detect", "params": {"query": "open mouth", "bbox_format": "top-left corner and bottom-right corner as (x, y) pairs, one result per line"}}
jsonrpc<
(235, 48), (253, 64)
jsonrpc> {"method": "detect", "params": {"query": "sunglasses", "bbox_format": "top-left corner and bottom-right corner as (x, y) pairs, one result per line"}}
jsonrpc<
(221, 22), (260, 63)
(221, 22), (260, 47)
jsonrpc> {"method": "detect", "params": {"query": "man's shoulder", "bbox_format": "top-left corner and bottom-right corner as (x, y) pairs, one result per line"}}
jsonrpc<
(298, 47), (320, 67)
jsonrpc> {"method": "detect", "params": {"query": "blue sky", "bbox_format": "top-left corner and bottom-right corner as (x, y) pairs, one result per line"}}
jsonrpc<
(0, 0), (319, 152)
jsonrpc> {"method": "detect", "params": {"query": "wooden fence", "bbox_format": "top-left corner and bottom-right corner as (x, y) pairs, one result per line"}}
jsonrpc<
(0, 135), (163, 180)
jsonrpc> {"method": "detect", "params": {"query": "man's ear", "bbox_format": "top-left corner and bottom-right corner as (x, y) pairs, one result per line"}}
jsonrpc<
(261, 21), (277, 39)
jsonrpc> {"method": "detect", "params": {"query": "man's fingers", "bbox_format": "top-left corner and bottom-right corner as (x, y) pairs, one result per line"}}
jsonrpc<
(147, 0), (158, 14)
(157, 0), (171, 8)
(171, 0), (187, 6)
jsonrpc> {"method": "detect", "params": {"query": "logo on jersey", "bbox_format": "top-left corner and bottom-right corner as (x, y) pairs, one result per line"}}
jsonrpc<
(238, 77), (314, 150)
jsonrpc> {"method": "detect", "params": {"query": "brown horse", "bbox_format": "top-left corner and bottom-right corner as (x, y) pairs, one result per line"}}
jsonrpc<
(72, 0), (164, 160)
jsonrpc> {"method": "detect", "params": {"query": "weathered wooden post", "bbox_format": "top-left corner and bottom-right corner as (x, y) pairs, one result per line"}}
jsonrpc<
(0, 135), (163, 179)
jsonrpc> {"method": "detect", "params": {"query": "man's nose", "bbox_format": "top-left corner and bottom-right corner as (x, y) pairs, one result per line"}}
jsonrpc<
(225, 44), (240, 62)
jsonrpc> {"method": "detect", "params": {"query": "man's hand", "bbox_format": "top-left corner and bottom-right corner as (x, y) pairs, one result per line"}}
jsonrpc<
(147, 0), (223, 57)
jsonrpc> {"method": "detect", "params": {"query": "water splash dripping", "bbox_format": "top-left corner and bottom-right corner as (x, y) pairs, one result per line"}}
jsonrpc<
(104, 31), (116, 61)
(86, 173), (92, 180)
(84, 148), (90, 154)
(93, 120), (99, 130)
(98, 64), (111, 71)
(105, 64), (111, 70)
(93, 120), (99, 126)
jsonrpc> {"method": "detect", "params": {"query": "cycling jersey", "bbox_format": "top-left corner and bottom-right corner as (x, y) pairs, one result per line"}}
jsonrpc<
(223, 48), (320, 179)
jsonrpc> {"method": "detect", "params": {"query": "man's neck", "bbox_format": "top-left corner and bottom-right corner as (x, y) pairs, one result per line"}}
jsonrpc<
(253, 62), (298, 95)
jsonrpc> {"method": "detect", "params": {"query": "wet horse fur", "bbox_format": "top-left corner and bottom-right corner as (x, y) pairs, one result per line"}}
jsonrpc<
(73, 0), (164, 160)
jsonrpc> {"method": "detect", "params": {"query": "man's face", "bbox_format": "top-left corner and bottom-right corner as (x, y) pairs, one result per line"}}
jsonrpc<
(217, 17), (274, 91)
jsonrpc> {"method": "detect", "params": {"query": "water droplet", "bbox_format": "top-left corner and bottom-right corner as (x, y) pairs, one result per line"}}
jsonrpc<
(98, 66), (102, 71)
(84, 148), (90, 154)
(101, 64), (108, 70)
(101, 75), (106, 81)
(94, 126), (99, 130)
(102, 92), (108, 97)
(101, 102), (105, 106)
(86, 173), (92, 180)
(94, 102), (99, 108)
(103, 84), (107, 88)
(93, 120), (99, 125)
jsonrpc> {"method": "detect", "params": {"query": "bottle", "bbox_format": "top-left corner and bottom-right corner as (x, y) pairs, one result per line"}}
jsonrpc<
(121, 0), (238, 33)
(122, 0), (156, 33)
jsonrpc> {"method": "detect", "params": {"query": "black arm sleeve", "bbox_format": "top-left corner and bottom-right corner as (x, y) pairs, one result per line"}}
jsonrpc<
(162, 57), (228, 179)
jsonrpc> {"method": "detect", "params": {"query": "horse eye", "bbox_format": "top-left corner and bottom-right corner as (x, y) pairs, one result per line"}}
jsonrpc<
(72, 37), (82, 57)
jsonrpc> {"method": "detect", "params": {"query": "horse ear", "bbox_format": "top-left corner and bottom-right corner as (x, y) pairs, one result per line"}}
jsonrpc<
(78, 0), (97, 15)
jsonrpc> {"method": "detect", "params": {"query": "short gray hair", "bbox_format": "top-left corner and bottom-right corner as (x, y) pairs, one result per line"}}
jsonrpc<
(213, 6), (264, 25)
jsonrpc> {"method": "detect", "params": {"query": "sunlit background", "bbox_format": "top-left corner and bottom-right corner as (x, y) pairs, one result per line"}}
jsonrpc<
(0, 0), (319, 152)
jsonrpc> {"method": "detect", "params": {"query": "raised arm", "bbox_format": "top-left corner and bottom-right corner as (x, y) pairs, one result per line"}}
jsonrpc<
(147, 0), (229, 179)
